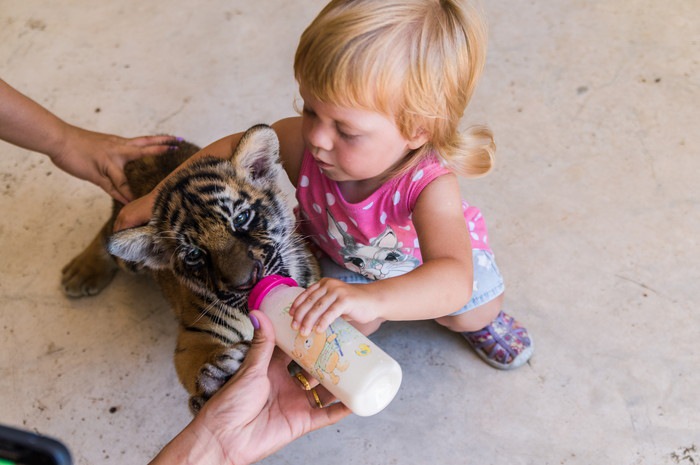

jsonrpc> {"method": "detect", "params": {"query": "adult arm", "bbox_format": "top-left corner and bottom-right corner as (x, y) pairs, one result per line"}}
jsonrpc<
(0, 79), (178, 203)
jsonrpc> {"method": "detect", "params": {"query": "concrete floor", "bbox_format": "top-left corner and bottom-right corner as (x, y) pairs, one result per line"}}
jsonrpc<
(1, 0), (698, 464)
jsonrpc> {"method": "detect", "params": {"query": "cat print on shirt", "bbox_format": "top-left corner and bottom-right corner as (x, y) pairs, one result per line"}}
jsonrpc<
(326, 209), (420, 280)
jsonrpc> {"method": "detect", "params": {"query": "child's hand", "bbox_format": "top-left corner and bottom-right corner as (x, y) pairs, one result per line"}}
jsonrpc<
(289, 278), (378, 336)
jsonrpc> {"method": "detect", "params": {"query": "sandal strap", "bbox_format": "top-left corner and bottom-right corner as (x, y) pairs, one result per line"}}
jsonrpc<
(463, 311), (531, 363)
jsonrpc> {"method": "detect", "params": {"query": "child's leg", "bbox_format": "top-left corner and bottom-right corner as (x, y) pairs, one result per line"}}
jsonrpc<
(436, 249), (533, 370)
(435, 293), (503, 332)
(348, 319), (385, 336)
(436, 248), (506, 332)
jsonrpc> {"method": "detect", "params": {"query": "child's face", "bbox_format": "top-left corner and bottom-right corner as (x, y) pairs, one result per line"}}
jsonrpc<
(299, 86), (425, 186)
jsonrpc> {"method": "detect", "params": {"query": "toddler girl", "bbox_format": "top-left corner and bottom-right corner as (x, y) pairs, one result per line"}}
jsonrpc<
(287, 0), (532, 370)
(118, 0), (533, 370)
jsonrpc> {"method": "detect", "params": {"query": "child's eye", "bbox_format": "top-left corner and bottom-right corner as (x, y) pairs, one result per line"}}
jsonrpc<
(338, 128), (359, 141)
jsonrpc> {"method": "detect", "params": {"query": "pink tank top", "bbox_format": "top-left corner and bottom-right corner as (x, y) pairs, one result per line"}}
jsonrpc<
(296, 149), (491, 281)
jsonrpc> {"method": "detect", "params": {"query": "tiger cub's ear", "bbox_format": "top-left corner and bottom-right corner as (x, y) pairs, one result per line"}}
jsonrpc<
(230, 124), (282, 186)
(107, 225), (170, 269)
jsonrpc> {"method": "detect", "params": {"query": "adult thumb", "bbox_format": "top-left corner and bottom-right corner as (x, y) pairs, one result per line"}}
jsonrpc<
(242, 310), (276, 373)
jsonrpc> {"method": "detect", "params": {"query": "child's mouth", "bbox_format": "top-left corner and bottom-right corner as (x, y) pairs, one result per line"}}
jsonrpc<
(314, 158), (333, 170)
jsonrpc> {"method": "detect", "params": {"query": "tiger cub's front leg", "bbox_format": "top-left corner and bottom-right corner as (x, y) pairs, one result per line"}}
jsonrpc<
(174, 328), (251, 413)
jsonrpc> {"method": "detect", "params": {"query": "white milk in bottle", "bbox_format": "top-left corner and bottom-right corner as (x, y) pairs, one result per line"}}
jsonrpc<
(248, 275), (402, 416)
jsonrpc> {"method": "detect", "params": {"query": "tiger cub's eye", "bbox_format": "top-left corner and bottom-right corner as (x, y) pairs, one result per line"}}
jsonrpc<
(233, 209), (252, 229)
(184, 248), (205, 267)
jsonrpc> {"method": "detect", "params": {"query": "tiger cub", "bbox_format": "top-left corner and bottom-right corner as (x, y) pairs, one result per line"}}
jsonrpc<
(61, 124), (319, 412)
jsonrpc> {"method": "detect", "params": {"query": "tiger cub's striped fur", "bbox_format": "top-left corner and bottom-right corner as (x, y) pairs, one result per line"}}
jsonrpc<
(61, 125), (319, 412)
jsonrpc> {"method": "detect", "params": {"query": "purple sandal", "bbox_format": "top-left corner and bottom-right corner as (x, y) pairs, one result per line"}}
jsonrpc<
(462, 311), (533, 370)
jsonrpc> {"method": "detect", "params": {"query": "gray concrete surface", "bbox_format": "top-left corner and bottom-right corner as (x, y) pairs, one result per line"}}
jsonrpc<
(1, 1), (698, 464)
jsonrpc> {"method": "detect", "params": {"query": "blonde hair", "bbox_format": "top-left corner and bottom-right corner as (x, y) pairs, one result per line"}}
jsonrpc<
(294, 0), (495, 178)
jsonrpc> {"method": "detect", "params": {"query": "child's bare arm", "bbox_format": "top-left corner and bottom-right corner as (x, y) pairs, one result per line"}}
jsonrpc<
(290, 174), (474, 335)
(271, 117), (305, 185)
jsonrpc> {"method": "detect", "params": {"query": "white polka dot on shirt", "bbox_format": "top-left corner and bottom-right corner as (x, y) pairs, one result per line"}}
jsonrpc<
(325, 192), (336, 206)
(412, 170), (424, 182)
(393, 191), (401, 205)
(299, 175), (310, 187)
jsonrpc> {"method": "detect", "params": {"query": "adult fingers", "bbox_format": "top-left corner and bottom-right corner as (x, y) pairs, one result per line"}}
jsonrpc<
(104, 163), (133, 203)
(240, 310), (276, 376)
(309, 400), (351, 430)
(288, 362), (321, 391)
(105, 184), (130, 205)
(126, 134), (179, 148)
(120, 135), (180, 162)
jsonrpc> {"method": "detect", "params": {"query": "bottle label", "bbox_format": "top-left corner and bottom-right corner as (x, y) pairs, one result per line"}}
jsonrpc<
(283, 304), (368, 385)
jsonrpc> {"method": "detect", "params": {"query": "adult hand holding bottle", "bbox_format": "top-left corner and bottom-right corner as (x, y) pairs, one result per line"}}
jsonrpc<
(149, 310), (351, 465)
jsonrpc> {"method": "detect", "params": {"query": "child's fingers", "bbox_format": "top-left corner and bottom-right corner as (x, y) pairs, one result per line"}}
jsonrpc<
(290, 284), (326, 331)
(296, 299), (331, 335)
(299, 293), (344, 336)
(293, 282), (332, 317)
(289, 281), (321, 317)
(297, 301), (328, 335)
(314, 307), (346, 333)
(291, 278), (352, 335)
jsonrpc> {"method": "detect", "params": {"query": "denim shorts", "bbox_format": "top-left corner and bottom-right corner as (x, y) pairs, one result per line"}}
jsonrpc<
(318, 249), (505, 316)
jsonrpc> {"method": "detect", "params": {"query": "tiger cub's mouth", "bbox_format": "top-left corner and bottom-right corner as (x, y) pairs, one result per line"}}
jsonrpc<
(234, 260), (264, 292)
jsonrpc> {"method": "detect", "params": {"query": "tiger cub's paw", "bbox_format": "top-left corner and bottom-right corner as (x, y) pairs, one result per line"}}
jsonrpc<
(61, 247), (118, 297)
(189, 342), (251, 413)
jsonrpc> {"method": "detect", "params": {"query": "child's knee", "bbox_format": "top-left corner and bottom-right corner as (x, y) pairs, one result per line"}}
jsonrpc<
(436, 294), (503, 332)
(350, 318), (384, 336)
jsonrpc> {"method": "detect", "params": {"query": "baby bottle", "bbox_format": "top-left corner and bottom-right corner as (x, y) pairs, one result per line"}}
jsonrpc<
(248, 275), (402, 417)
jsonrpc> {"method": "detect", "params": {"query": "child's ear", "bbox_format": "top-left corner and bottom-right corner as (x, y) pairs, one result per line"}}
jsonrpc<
(407, 128), (430, 150)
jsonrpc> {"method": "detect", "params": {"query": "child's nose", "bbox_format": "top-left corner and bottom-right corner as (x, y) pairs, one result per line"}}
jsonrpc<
(307, 121), (333, 153)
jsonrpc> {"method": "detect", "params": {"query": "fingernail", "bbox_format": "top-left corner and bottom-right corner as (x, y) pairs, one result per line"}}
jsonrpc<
(249, 313), (260, 330)
(168, 145), (179, 151)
